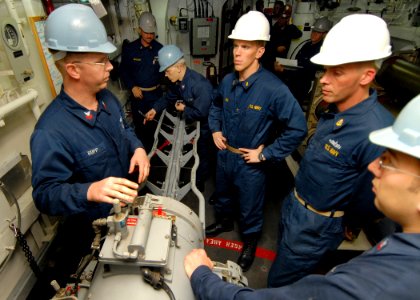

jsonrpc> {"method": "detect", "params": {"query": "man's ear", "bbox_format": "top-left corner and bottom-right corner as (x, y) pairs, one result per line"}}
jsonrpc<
(65, 63), (81, 80)
(360, 67), (376, 86)
(256, 46), (265, 60)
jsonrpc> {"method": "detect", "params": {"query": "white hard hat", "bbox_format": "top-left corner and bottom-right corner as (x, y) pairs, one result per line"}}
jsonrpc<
(311, 14), (392, 66)
(45, 4), (116, 54)
(228, 11), (270, 41)
(369, 94), (420, 159)
(139, 11), (157, 33)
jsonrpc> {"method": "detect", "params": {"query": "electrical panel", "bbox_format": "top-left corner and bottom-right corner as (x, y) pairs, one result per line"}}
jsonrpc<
(1, 18), (33, 84)
(190, 17), (218, 56)
(179, 17), (189, 32)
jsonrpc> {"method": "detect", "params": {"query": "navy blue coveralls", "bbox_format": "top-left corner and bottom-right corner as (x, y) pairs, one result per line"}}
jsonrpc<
(190, 233), (420, 300)
(268, 90), (394, 287)
(285, 40), (323, 105)
(120, 38), (163, 152)
(262, 23), (302, 85)
(153, 68), (214, 183)
(30, 88), (143, 284)
(209, 66), (307, 236)
(270, 23), (302, 59)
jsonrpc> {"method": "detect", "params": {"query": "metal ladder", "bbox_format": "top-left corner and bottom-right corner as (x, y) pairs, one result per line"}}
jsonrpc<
(145, 110), (205, 227)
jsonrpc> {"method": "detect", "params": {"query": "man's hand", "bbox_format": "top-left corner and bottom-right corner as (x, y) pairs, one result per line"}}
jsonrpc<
(175, 101), (186, 112)
(274, 61), (284, 73)
(212, 131), (227, 150)
(87, 177), (139, 205)
(129, 148), (150, 183)
(184, 249), (214, 279)
(143, 109), (157, 124)
(132, 86), (144, 99)
(239, 144), (264, 163)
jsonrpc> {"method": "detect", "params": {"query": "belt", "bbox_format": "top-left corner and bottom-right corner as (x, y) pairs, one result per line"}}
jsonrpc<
(139, 85), (160, 92)
(294, 189), (344, 218)
(225, 143), (245, 155)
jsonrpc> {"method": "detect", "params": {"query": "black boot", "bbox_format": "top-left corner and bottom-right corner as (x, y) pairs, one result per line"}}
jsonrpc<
(205, 219), (234, 237)
(237, 233), (259, 272)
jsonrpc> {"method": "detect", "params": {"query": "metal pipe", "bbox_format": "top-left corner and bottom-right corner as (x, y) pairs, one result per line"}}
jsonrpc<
(21, 0), (37, 17)
(0, 88), (39, 127)
(108, 0), (123, 46)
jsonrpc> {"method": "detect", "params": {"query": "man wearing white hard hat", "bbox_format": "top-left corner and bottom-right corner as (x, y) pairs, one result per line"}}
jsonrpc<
(205, 11), (307, 272)
(267, 14), (395, 287)
(182, 95), (420, 300)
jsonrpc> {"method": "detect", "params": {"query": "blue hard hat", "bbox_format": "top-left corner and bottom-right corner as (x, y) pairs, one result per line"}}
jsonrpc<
(158, 45), (184, 72)
(45, 4), (116, 54)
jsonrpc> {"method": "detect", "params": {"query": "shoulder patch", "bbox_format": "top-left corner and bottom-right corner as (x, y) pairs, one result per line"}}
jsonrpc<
(376, 238), (388, 251)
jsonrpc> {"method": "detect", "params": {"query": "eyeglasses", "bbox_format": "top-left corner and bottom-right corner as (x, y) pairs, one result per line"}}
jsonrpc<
(71, 57), (110, 68)
(379, 159), (420, 179)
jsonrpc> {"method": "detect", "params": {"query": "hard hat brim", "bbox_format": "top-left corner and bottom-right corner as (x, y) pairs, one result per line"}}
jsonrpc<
(159, 65), (168, 72)
(48, 41), (117, 54)
(369, 127), (420, 159)
(311, 52), (391, 66)
(97, 42), (117, 54)
(228, 33), (270, 41)
(310, 53), (335, 65)
(311, 27), (329, 33)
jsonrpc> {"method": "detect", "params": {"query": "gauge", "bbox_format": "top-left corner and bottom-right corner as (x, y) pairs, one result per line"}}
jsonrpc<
(2, 23), (20, 50)
(1, 18), (33, 84)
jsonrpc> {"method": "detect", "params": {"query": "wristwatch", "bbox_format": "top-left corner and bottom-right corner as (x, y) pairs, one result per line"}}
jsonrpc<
(258, 152), (266, 162)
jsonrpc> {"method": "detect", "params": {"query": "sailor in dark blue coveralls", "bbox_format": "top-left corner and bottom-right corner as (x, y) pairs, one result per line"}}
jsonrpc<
(267, 14), (395, 287)
(205, 11), (307, 272)
(144, 45), (214, 189)
(183, 93), (420, 300)
(270, 5), (302, 59)
(29, 4), (149, 289)
(120, 12), (163, 152)
(275, 17), (332, 106)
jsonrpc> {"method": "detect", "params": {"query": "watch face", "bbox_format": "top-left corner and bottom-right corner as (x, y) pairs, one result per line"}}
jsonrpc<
(3, 24), (19, 49)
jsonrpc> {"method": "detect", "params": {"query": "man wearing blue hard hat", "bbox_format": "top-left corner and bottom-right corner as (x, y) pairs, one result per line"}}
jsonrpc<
(144, 45), (214, 191)
(30, 3), (149, 289)
(183, 94), (420, 299)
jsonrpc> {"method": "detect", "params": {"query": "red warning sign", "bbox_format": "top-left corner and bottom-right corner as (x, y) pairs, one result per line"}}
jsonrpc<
(205, 237), (276, 261)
